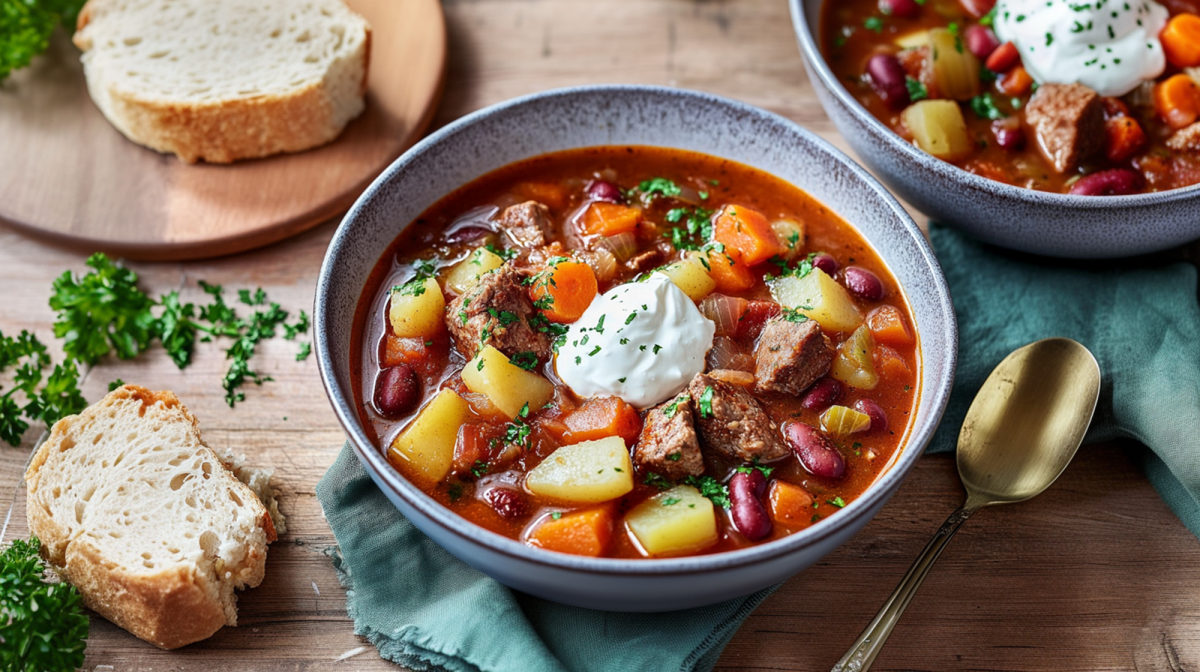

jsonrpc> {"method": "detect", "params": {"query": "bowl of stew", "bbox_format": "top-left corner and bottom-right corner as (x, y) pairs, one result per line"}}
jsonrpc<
(315, 85), (957, 611)
(791, 0), (1200, 258)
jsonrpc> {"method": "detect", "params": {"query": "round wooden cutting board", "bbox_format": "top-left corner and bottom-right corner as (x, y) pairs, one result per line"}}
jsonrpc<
(0, 0), (446, 261)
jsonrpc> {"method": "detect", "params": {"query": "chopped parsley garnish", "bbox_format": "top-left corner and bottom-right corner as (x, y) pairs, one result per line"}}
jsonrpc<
(828, 496), (847, 508)
(471, 460), (490, 478)
(668, 452), (682, 461)
(683, 475), (731, 508)
(664, 206), (715, 251)
(644, 472), (673, 490)
(447, 483), (464, 502)
(780, 307), (810, 323)
(618, 377), (627, 383)
(392, 258), (438, 297)
(634, 177), (682, 201)
(485, 243), (516, 260)
(864, 16), (884, 32)
(652, 344), (663, 354)
(970, 93), (1007, 120)
(551, 512), (562, 520)
(662, 394), (686, 419)
(905, 76), (929, 102)
(736, 463), (775, 478)
(766, 251), (818, 282)
(697, 385), (715, 418)
(661, 497), (682, 507)
(487, 308), (519, 325)
(625, 312), (638, 325)
(510, 351), (539, 371)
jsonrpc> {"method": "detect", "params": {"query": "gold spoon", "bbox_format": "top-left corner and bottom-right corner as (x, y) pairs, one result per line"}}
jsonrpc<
(832, 337), (1101, 672)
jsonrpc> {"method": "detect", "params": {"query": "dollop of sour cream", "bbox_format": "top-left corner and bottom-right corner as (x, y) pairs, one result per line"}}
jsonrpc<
(994, 0), (1169, 97)
(555, 273), (715, 409)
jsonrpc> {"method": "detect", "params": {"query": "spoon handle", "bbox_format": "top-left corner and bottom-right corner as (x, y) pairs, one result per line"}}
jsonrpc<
(830, 505), (978, 672)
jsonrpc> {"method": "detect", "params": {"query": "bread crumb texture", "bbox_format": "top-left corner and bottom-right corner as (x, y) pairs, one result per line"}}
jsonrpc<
(25, 385), (279, 649)
(73, 0), (371, 163)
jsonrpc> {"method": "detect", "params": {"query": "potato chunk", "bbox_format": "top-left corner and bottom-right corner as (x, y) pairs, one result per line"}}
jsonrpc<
(389, 278), (446, 338)
(389, 389), (471, 483)
(525, 436), (634, 503)
(461, 345), (554, 419)
(659, 255), (716, 302)
(831, 326), (880, 390)
(444, 247), (505, 294)
(625, 485), (718, 556)
(769, 269), (863, 332)
(902, 100), (972, 161)
(929, 28), (981, 101)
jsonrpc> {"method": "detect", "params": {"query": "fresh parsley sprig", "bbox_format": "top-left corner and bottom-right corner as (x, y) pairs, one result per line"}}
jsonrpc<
(0, 537), (89, 672)
(0, 0), (87, 83)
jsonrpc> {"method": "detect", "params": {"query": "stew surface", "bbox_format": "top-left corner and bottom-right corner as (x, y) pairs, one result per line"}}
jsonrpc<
(354, 146), (920, 559)
(820, 0), (1200, 195)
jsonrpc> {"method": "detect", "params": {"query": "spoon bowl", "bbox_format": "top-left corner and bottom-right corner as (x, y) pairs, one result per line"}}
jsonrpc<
(833, 338), (1101, 672)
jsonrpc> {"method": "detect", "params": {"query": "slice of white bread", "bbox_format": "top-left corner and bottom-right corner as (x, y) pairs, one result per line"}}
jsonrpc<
(73, 0), (371, 163)
(25, 385), (281, 649)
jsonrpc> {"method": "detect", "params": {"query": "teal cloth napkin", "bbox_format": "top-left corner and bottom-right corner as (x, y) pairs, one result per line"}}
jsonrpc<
(315, 223), (1200, 672)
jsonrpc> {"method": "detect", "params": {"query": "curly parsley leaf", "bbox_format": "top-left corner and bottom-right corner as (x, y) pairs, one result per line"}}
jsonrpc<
(683, 475), (731, 508)
(49, 254), (157, 365)
(0, 0), (86, 83)
(0, 537), (89, 672)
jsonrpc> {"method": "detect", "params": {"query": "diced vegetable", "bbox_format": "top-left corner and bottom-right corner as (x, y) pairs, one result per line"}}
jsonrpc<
(769, 268), (863, 332)
(709, 369), (755, 387)
(902, 100), (972, 160)
(530, 260), (598, 323)
(697, 248), (755, 294)
(820, 405), (872, 437)
(513, 182), (568, 209)
(929, 28), (981, 101)
(895, 30), (931, 49)
(562, 396), (643, 446)
(866, 305), (913, 346)
(997, 66), (1033, 97)
(1161, 14), (1200, 69)
(581, 248), (620, 283)
(525, 436), (635, 503)
(388, 278), (446, 338)
(580, 202), (642, 236)
(1155, 74), (1200, 130)
(985, 41), (1020, 73)
(383, 334), (433, 369)
(771, 219), (806, 259)
(452, 423), (498, 475)
(831, 326), (880, 390)
(444, 247), (505, 294)
(461, 345), (554, 419)
(525, 505), (615, 557)
(699, 294), (749, 337)
(875, 345), (913, 381)
(389, 389), (471, 482)
(767, 480), (815, 528)
(660, 255), (717, 301)
(713, 205), (785, 267)
(596, 232), (639, 261)
(1104, 116), (1146, 163)
(625, 485), (719, 556)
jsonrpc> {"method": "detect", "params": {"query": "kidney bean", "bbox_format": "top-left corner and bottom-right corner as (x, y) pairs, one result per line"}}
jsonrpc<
(801, 378), (843, 410)
(484, 487), (527, 519)
(992, 118), (1026, 151)
(444, 225), (494, 245)
(729, 470), (772, 541)
(1069, 169), (1144, 196)
(866, 54), (911, 111)
(785, 422), (846, 479)
(985, 41), (1020, 73)
(959, 0), (996, 18)
(374, 364), (420, 419)
(812, 252), (839, 276)
(587, 180), (624, 203)
(854, 398), (888, 433)
(881, 0), (921, 18)
(843, 267), (885, 301)
(964, 25), (1000, 59)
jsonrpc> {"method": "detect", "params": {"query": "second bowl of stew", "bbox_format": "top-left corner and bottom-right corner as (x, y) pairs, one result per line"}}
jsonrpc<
(791, 0), (1200, 258)
(315, 85), (957, 611)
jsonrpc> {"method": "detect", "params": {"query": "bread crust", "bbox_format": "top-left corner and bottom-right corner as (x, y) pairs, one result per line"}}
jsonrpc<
(25, 385), (276, 649)
(72, 0), (371, 164)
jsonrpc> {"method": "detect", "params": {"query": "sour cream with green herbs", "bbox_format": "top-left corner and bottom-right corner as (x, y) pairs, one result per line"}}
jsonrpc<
(993, 0), (1169, 96)
(555, 273), (715, 408)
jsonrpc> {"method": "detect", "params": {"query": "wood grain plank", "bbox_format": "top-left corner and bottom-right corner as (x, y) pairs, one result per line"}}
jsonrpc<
(1, 0), (1198, 670)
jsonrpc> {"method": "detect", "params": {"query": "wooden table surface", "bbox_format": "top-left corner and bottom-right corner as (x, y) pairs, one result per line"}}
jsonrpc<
(4, 1), (1200, 670)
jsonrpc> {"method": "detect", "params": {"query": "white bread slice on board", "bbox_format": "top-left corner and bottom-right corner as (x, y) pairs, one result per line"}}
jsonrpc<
(24, 385), (279, 650)
(72, 0), (371, 164)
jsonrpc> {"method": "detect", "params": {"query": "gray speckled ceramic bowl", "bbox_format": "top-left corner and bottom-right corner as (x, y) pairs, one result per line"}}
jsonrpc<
(315, 85), (957, 612)
(790, 0), (1200, 259)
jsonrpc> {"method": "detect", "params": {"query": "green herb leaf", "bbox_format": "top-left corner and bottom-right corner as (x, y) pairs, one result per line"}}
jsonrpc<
(698, 385), (715, 418)
(0, 537), (89, 672)
(970, 93), (1007, 120)
(905, 76), (929, 102)
(683, 475), (731, 508)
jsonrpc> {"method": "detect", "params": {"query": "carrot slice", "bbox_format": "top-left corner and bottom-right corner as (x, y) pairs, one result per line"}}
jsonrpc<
(865, 306), (914, 346)
(1161, 14), (1200, 68)
(767, 481), (815, 528)
(526, 505), (615, 557)
(874, 345), (913, 382)
(699, 248), (756, 294)
(580, 202), (642, 236)
(1104, 116), (1146, 163)
(562, 396), (643, 446)
(530, 260), (598, 323)
(713, 205), (785, 267)
(997, 66), (1033, 96)
(1155, 73), (1200, 130)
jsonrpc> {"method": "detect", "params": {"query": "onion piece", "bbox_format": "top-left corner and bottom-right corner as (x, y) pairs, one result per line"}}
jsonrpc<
(706, 336), (755, 372)
(699, 294), (749, 337)
(771, 219), (805, 259)
(580, 248), (619, 283)
(595, 232), (639, 261)
(709, 369), (755, 387)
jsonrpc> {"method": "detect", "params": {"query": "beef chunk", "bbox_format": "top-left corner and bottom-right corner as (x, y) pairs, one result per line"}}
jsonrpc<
(1167, 122), (1200, 151)
(499, 201), (554, 248)
(1025, 83), (1104, 173)
(626, 249), (663, 274)
(633, 393), (704, 481)
(753, 317), (835, 396)
(445, 263), (551, 362)
(687, 373), (789, 463)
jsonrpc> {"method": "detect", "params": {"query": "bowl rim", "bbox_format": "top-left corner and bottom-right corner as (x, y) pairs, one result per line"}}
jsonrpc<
(787, 0), (1200, 207)
(315, 84), (958, 576)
